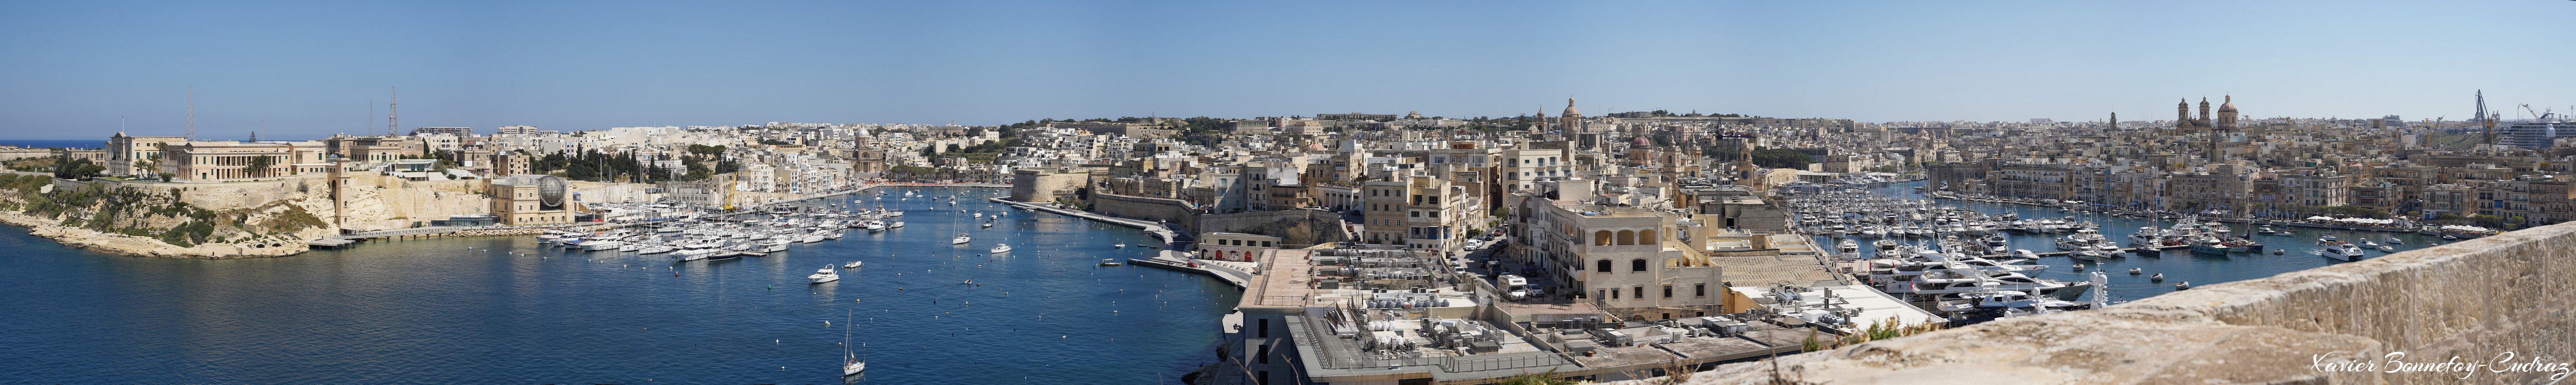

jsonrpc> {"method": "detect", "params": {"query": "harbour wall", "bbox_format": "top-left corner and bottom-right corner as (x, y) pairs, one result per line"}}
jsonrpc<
(1193, 209), (1349, 249)
(1665, 221), (2576, 384)
(1086, 192), (1195, 232)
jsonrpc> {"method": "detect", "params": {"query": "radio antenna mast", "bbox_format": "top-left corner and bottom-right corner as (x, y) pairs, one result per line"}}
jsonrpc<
(387, 87), (399, 136)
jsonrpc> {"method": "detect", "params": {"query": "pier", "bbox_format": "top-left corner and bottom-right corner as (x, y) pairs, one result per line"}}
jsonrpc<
(1127, 251), (1252, 288)
(985, 197), (1179, 245)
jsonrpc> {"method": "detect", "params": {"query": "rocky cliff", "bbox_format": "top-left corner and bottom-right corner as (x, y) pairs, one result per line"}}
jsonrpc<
(0, 174), (336, 257)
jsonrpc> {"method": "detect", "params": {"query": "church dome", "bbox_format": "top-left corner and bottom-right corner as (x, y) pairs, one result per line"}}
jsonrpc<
(1562, 98), (1580, 116)
(1630, 136), (1653, 147)
(2219, 95), (2237, 111)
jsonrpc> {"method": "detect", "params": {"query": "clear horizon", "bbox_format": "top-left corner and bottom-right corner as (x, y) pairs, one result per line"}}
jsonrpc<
(3, 0), (2571, 140)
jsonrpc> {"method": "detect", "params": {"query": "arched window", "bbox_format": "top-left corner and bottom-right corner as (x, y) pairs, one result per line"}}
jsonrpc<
(1639, 229), (1658, 244)
(1616, 230), (1635, 245)
(1594, 231), (1613, 246)
(1631, 258), (1648, 272)
(1595, 259), (1612, 272)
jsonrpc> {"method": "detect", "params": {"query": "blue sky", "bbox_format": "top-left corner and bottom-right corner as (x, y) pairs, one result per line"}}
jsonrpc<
(1, 0), (2569, 140)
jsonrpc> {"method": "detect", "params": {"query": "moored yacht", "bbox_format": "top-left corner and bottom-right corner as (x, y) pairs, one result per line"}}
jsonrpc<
(2320, 243), (2367, 261)
(989, 244), (1012, 254)
(808, 266), (840, 283)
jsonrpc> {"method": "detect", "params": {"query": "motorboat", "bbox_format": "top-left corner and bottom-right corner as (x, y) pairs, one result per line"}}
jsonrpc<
(2187, 235), (2229, 255)
(638, 245), (676, 254)
(801, 234), (826, 244)
(1113, 244), (1126, 248)
(2175, 281), (2193, 290)
(2376, 244), (2397, 253)
(890, 221), (905, 228)
(1836, 239), (1861, 255)
(2127, 227), (2163, 248)
(1099, 259), (1123, 266)
(703, 251), (742, 261)
(844, 260), (863, 268)
(809, 266), (840, 283)
(758, 239), (791, 252)
(580, 240), (625, 251)
(2320, 243), (2367, 261)
(989, 244), (1012, 254)
(980, 221), (994, 228)
(2316, 235), (2340, 244)
(2125, 268), (2142, 275)
(2149, 273), (2165, 282)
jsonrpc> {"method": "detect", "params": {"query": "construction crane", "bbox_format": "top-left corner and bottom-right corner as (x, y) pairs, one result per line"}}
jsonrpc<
(2522, 104), (2556, 121)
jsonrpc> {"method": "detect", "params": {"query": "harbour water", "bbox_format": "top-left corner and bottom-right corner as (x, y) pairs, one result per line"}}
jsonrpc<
(1821, 180), (2455, 304)
(0, 186), (1236, 384)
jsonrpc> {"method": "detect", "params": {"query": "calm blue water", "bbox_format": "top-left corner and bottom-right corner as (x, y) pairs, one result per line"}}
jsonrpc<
(0, 187), (1236, 384)
(0, 139), (102, 149)
(1818, 180), (2455, 304)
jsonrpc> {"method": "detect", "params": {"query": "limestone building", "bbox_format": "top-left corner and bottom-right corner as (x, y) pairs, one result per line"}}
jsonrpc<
(103, 132), (188, 176)
(164, 141), (332, 181)
(489, 175), (573, 225)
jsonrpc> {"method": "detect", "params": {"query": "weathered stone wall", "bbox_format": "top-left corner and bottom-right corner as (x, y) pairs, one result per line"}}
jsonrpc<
(88, 176), (326, 210)
(337, 176), (491, 231)
(1087, 192), (1194, 232)
(1011, 169), (1086, 204)
(1667, 222), (2576, 385)
(1194, 209), (1349, 248)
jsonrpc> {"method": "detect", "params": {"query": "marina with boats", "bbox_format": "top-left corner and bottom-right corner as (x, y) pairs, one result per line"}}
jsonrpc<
(1795, 180), (2474, 315)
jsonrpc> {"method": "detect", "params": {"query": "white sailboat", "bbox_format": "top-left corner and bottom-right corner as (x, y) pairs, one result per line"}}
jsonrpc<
(952, 232), (971, 244)
(842, 310), (866, 376)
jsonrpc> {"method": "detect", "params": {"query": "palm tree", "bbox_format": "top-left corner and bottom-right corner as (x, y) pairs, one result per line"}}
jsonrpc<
(243, 155), (274, 179)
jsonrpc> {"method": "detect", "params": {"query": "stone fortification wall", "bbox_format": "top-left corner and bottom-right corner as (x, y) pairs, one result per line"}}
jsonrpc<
(1194, 209), (1348, 248)
(1087, 192), (1194, 232)
(85, 175), (327, 211)
(1668, 222), (2576, 385)
(1010, 169), (1086, 204)
(337, 176), (490, 231)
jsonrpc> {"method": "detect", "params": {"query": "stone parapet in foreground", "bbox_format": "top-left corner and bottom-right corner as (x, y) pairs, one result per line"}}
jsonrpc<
(1666, 222), (2574, 385)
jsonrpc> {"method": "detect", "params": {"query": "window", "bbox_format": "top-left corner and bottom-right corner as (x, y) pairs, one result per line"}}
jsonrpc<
(1595, 259), (1611, 272)
(1616, 230), (1634, 245)
(1258, 319), (1269, 337)
(1632, 258), (1647, 272)
(1639, 229), (1657, 243)
(1663, 285), (1673, 298)
(1594, 231), (1612, 246)
(1610, 289), (1620, 299)
(1633, 286), (1644, 298)
(1696, 283), (1707, 297)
